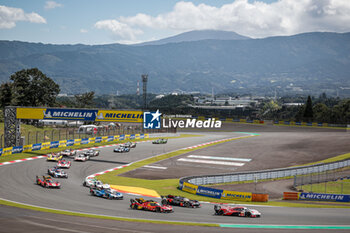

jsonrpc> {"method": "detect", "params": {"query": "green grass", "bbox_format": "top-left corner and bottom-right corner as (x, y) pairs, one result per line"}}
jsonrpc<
(0, 134), (201, 163)
(298, 179), (350, 194)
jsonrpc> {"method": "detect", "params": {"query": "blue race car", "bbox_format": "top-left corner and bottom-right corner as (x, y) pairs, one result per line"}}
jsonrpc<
(90, 187), (123, 200)
(113, 145), (130, 153)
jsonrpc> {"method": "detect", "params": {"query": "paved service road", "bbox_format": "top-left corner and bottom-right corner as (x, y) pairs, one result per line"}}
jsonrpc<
(0, 131), (349, 229)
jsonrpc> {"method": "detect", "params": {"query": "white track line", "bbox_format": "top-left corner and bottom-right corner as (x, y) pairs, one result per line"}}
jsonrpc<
(143, 165), (167, 170)
(188, 155), (251, 162)
(177, 158), (245, 166)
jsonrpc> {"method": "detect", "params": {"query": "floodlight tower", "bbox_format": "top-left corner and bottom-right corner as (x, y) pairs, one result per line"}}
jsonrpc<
(142, 74), (148, 110)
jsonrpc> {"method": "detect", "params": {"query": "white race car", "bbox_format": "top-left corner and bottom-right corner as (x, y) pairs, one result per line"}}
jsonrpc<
(83, 177), (110, 189)
(74, 153), (90, 162)
(61, 149), (76, 157)
(48, 167), (68, 178)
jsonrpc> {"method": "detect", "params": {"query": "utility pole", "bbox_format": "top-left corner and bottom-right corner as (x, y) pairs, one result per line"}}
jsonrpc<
(142, 74), (148, 110)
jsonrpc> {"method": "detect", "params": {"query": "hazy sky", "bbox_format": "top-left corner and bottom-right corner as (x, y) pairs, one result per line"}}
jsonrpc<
(1, 0), (349, 45)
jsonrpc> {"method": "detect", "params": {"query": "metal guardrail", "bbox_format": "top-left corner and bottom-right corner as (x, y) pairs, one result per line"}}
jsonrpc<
(180, 159), (350, 186)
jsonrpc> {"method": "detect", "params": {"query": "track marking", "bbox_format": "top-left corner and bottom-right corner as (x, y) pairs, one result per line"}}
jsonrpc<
(187, 155), (251, 162)
(177, 158), (245, 166)
(17, 218), (89, 233)
(143, 165), (167, 169)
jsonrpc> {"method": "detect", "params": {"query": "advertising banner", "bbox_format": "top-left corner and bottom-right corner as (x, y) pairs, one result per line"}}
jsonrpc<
(130, 134), (135, 139)
(3, 147), (12, 156)
(144, 134), (149, 139)
(50, 141), (59, 149)
(89, 138), (95, 144)
(12, 146), (23, 154)
(102, 136), (108, 142)
(81, 138), (89, 144)
(140, 134), (144, 139)
(95, 137), (102, 143)
(221, 190), (252, 201)
(59, 140), (67, 147)
(299, 192), (350, 202)
(107, 136), (114, 142)
(125, 134), (130, 139)
(196, 186), (222, 199)
(42, 142), (50, 150)
(74, 139), (81, 146)
(16, 107), (143, 123)
(181, 182), (198, 194)
(23, 145), (32, 152)
(32, 143), (42, 151)
(114, 135), (119, 141)
(119, 135), (125, 141)
(67, 140), (75, 146)
(95, 110), (143, 122)
(0, 148), (2, 156)
(135, 134), (140, 139)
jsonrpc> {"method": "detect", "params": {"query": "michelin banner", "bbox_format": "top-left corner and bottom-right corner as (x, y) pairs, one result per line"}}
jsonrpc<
(299, 192), (350, 202)
(16, 107), (143, 123)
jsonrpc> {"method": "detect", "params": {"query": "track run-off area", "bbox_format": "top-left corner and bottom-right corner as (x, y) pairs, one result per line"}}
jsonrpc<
(0, 124), (350, 233)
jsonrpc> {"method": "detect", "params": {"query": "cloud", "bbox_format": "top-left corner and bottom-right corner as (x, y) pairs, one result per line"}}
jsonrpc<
(94, 0), (350, 41)
(94, 19), (143, 40)
(0, 5), (46, 29)
(44, 1), (63, 10)
(80, 28), (88, 33)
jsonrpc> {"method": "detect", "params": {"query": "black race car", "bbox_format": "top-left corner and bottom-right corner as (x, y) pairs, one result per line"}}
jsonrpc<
(161, 195), (201, 208)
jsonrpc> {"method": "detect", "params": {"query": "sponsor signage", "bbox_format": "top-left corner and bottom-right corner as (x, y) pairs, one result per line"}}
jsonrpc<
(181, 182), (198, 194)
(81, 138), (89, 144)
(221, 190), (252, 201)
(59, 140), (67, 147)
(32, 143), (42, 151)
(95, 137), (102, 143)
(143, 110), (161, 129)
(196, 186), (222, 199)
(107, 136), (114, 142)
(12, 146), (23, 154)
(67, 140), (74, 146)
(50, 141), (59, 149)
(0, 148), (2, 156)
(16, 107), (143, 123)
(299, 192), (350, 202)
(23, 145), (32, 152)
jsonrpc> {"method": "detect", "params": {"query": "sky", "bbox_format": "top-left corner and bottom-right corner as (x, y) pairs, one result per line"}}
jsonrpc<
(0, 0), (350, 45)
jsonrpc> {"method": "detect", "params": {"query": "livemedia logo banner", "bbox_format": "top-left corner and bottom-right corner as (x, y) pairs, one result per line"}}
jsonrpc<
(143, 110), (161, 129)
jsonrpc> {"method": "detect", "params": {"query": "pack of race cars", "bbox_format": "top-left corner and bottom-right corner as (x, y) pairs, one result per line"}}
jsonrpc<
(35, 138), (262, 216)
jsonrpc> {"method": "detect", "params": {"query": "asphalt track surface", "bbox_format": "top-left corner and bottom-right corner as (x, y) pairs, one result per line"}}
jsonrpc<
(0, 128), (350, 232)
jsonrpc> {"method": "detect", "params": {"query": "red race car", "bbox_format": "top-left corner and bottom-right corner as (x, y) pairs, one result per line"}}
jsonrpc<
(36, 175), (61, 188)
(214, 205), (261, 218)
(57, 159), (71, 168)
(130, 198), (173, 213)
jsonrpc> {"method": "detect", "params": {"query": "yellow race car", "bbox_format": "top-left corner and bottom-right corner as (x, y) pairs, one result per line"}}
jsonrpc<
(47, 153), (63, 161)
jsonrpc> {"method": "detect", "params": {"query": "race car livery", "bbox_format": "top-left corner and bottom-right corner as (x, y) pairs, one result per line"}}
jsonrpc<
(84, 149), (100, 157)
(90, 187), (123, 200)
(83, 177), (110, 189)
(36, 175), (61, 188)
(48, 167), (68, 178)
(123, 141), (136, 148)
(57, 159), (71, 168)
(130, 198), (173, 213)
(214, 205), (261, 218)
(113, 146), (130, 153)
(74, 153), (90, 161)
(47, 153), (63, 161)
(152, 138), (167, 144)
(161, 195), (201, 208)
(60, 149), (76, 157)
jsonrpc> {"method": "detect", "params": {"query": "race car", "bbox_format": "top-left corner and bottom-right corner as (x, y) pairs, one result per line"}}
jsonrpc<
(152, 138), (168, 144)
(74, 153), (90, 161)
(113, 145), (130, 153)
(57, 159), (71, 168)
(36, 175), (61, 188)
(83, 177), (110, 189)
(84, 149), (100, 157)
(46, 153), (63, 161)
(90, 187), (123, 200)
(214, 205), (261, 218)
(48, 167), (68, 178)
(123, 141), (136, 148)
(161, 195), (201, 208)
(60, 149), (76, 157)
(130, 198), (173, 213)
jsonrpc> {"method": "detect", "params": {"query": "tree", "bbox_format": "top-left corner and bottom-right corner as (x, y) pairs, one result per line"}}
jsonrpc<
(10, 68), (60, 106)
(303, 95), (313, 121)
(74, 91), (95, 108)
(0, 82), (13, 109)
(313, 103), (330, 123)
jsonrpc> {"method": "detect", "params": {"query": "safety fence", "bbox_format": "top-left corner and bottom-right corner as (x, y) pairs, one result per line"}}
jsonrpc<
(273, 120), (348, 128)
(179, 159), (350, 202)
(0, 133), (149, 157)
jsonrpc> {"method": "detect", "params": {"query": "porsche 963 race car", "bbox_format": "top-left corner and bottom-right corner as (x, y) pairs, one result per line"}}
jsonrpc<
(48, 167), (68, 178)
(214, 205), (261, 218)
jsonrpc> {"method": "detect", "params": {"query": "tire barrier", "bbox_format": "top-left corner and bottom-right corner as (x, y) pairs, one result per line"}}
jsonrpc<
(179, 159), (350, 202)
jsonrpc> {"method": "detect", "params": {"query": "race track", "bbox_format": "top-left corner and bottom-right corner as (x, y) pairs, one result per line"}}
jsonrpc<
(0, 128), (349, 231)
